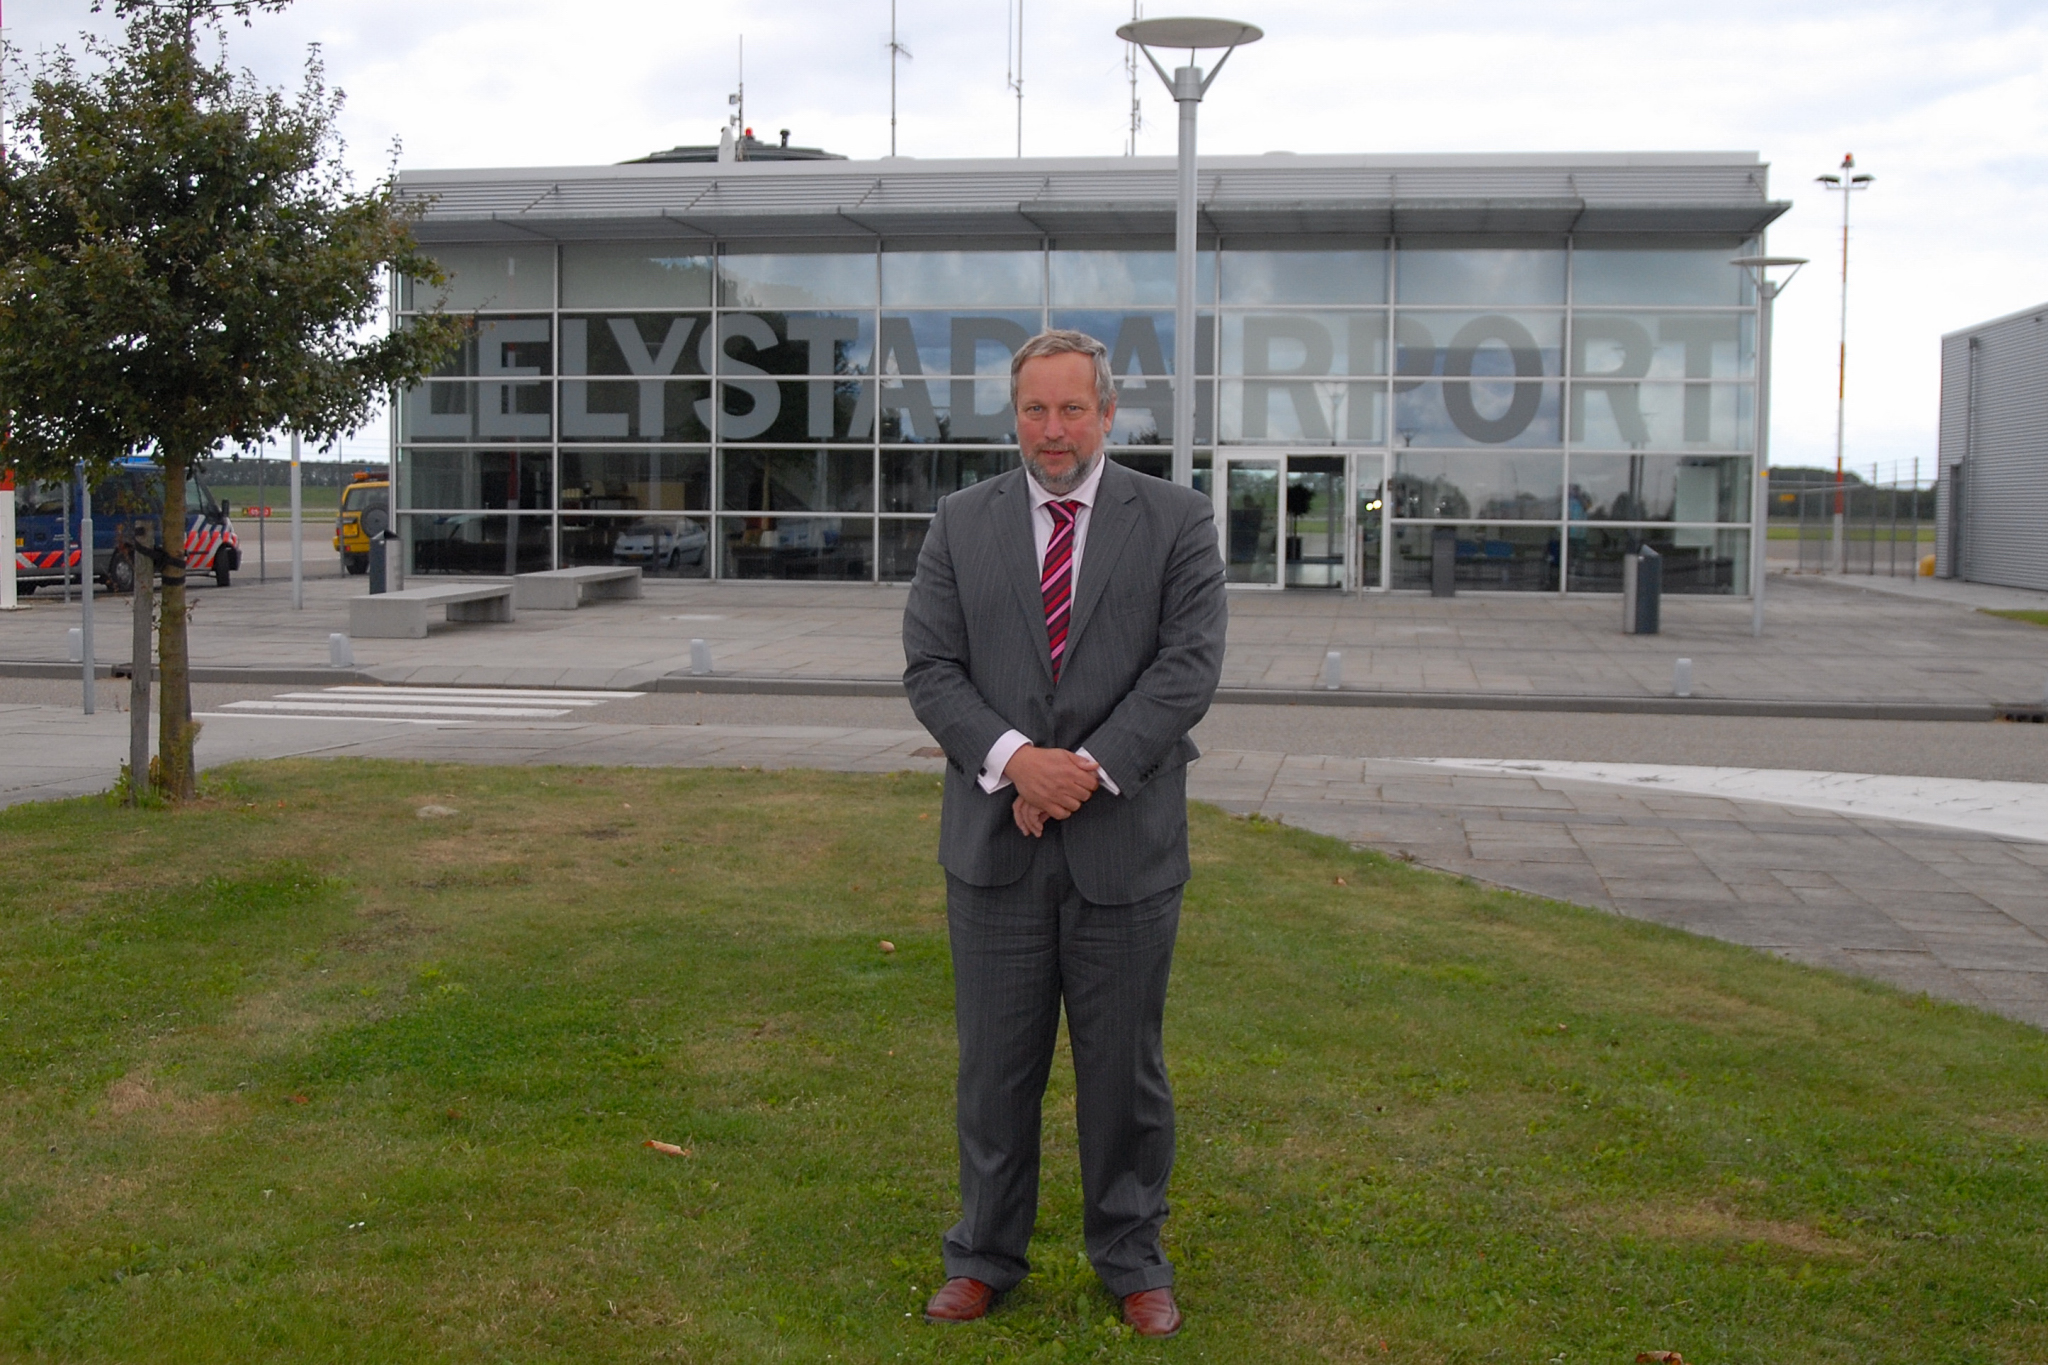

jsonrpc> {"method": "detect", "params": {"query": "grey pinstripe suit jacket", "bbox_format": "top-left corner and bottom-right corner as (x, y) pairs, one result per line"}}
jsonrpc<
(902, 460), (1228, 905)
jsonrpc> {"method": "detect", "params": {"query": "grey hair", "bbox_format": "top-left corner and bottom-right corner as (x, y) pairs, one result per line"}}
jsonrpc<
(1010, 329), (1115, 414)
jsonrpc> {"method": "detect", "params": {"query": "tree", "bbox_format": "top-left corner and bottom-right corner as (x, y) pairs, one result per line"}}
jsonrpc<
(0, 0), (461, 799)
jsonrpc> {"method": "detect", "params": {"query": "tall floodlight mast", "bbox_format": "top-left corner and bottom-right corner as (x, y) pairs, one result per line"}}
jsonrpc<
(1816, 154), (1873, 575)
(1006, 0), (1024, 157)
(887, 1), (912, 156)
(1116, 16), (1263, 489)
(1124, 2), (1143, 155)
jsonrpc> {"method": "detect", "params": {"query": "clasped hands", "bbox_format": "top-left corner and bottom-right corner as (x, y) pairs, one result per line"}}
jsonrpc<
(1003, 744), (1099, 838)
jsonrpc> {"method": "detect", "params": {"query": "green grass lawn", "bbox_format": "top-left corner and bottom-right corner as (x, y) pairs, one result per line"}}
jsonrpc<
(207, 484), (342, 517)
(4, 762), (2046, 1363)
(1766, 525), (1935, 542)
(1983, 609), (2048, 629)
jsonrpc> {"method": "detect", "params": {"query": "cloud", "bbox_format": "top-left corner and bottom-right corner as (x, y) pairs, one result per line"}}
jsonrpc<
(9, 0), (2046, 476)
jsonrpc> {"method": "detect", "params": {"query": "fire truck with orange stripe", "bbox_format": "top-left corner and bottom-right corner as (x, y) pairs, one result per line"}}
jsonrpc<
(10, 458), (241, 592)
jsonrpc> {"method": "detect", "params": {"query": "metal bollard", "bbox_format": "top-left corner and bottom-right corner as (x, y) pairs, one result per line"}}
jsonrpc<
(1320, 649), (1342, 691)
(1674, 657), (1693, 698)
(67, 627), (83, 663)
(689, 638), (712, 676)
(328, 633), (355, 669)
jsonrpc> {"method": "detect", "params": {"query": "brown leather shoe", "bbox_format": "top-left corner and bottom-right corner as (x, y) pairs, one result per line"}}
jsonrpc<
(1122, 1286), (1182, 1338)
(923, 1277), (995, 1324)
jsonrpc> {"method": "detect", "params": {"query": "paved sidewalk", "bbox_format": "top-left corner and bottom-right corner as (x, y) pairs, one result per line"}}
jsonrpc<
(2, 568), (2044, 710)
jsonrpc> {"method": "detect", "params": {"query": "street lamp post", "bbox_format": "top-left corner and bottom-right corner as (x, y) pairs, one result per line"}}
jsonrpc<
(1817, 154), (1873, 575)
(1116, 16), (1263, 489)
(1732, 255), (1806, 638)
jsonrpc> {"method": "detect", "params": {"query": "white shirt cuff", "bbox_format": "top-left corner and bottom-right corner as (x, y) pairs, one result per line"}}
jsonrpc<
(1077, 748), (1121, 795)
(978, 729), (1032, 793)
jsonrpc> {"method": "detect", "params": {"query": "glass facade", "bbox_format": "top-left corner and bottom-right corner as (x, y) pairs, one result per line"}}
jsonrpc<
(396, 236), (1758, 593)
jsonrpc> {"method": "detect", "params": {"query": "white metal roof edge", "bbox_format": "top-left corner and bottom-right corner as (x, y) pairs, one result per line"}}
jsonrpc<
(1942, 301), (2048, 342)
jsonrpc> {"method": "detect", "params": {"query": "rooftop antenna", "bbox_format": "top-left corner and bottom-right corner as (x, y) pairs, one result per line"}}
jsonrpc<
(723, 35), (746, 161)
(1006, 0), (1023, 157)
(887, 0), (912, 156)
(1124, 1), (1142, 155)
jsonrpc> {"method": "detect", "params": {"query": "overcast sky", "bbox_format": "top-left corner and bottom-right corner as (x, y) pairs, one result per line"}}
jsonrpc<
(9, 0), (2047, 477)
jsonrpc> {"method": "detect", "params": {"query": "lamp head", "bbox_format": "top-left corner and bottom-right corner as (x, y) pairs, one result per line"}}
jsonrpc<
(1816, 174), (1842, 185)
(1116, 16), (1265, 49)
(1851, 173), (1875, 184)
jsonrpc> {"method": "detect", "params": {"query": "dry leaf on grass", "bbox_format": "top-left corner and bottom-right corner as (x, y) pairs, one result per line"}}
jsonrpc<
(1637, 1353), (1685, 1364)
(879, 941), (896, 954)
(644, 1140), (689, 1157)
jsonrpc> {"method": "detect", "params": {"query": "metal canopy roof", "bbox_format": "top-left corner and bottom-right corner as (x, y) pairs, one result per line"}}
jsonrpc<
(400, 151), (1788, 245)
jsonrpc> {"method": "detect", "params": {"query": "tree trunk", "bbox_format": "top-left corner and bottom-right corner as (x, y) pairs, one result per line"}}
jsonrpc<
(157, 466), (198, 800)
(129, 522), (154, 802)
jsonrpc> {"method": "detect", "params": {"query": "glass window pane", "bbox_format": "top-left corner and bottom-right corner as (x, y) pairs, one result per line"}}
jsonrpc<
(1566, 526), (1747, 594)
(1397, 248), (1565, 305)
(720, 514), (873, 580)
(1393, 452), (1561, 520)
(879, 517), (930, 581)
(558, 448), (709, 512)
(1221, 312), (1386, 377)
(881, 312), (1040, 377)
(1221, 459), (1281, 584)
(1393, 312), (1562, 377)
(1572, 313), (1753, 379)
(560, 244), (712, 308)
(721, 448), (874, 513)
(561, 378), (712, 442)
(401, 512), (551, 575)
(1394, 381), (1561, 448)
(1111, 451), (1172, 481)
(407, 246), (554, 312)
(561, 315), (709, 376)
(1568, 455), (1750, 524)
(719, 253), (877, 307)
(883, 449), (1017, 513)
(882, 251), (1043, 306)
(403, 381), (552, 443)
(1220, 381), (1383, 444)
(404, 449), (553, 512)
(1049, 251), (1215, 307)
(561, 514), (709, 578)
(1573, 246), (1756, 307)
(1104, 378), (1212, 446)
(1392, 523), (1560, 591)
(1050, 310), (1213, 378)
(1221, 250), (1386, 305)
(427, 317), (553, 378)
(1571, 382), (1753, 452)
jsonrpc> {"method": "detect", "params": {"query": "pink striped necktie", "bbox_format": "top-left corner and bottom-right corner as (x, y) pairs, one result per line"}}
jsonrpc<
(1041, 499), (1082, 683)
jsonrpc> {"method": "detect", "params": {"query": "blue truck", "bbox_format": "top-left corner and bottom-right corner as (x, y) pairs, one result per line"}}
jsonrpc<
(11, 459), (242, 592)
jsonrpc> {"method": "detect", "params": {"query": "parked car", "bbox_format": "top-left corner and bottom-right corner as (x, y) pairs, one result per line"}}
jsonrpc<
(333, 472), (389, 575)
(612, 518), (708, 573)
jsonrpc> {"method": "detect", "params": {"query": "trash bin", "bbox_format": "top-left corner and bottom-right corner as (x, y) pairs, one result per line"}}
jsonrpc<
(1622, 545), (1661, 635)
(1430, 526), (1457, 598)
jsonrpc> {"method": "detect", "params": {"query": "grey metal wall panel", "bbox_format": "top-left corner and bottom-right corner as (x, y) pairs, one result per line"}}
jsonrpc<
(1938, 307), (2048, 590)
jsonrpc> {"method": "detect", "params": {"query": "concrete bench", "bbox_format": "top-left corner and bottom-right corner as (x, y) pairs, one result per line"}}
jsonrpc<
(349, 582), (515, 639)
(513, 565), (643, 611)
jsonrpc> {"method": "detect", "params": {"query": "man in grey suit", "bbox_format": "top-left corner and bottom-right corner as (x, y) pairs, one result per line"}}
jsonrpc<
(902, 329), (1227, 1337)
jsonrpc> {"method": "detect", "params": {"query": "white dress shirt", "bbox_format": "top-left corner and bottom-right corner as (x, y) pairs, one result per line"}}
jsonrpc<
(977, 456), (1122, 797)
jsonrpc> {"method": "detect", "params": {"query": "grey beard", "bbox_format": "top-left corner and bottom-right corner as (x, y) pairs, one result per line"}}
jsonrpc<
(1022, 448), (1101, 496)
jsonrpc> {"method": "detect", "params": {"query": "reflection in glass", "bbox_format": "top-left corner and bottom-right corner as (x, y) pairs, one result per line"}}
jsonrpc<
(1112, 450), (1172, 481)
(1219, 381), (1382, 444)
(1566, 527), (1747, 594)
(560, 245), (712, 308)
(427, 317), (553, 378)
(883, 312), (1038, 376)
(719, 254), (877, 308)
(1050, 310), (1212, 377)
(1222, 460), (1280, 585)
(879, 517), (929, 581)
(561, 515), (709, 578)
(561, 378), (711, 442)
(1567, 455), (1748, 524)
(883, 449), (1016, 513)
(882, 251), (1043, 306)
(721, 448), (874, 514)
(1392, 312), (1561, 377)
(560, 315), (709, 376)
(557, 449), (709, 512)
(403, 381), (552, 442)
(1571, 245), (1757, 307)
(1221, 250), (1385, 305)
(1392, 523), (1559, 591)
(719, 515), (873, 580)
(1101, 378), (1212, 446)
(406, 448), (553, 512)
(1049, 251), (1215, 307)
(1397, 248), (1566, 305)
(1394, 381), (1561, 448)
(1358, 457), (1385, 589)
(1393, 452), (1562, 520)
(1571, 382), (1752, 451)
(1220, 312), (1387, 377)
(1572, 314), (1753, 379)
(402, 512), (551, 576)
(408, 246), (554, 312)
(1284, 457), (1347, 589)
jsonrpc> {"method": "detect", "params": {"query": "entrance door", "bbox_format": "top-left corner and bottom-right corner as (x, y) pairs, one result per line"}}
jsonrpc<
(1215, 451), (1388, 591)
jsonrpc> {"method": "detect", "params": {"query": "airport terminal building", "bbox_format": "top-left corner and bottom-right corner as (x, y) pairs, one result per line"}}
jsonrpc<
(394, 149), (1787, 594)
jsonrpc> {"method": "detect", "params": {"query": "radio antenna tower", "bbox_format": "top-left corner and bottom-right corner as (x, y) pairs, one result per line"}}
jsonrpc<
(886, 0), (912, 156)
(1124, 1), (1143, 155)
(1006, 0), (1023, 157)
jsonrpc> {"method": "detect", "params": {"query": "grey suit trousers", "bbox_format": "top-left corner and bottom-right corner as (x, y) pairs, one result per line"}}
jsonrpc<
(942, 822), (1181, 1298)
